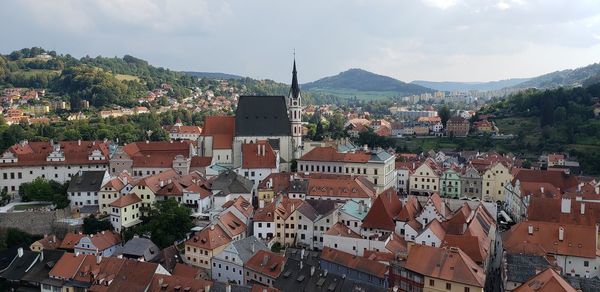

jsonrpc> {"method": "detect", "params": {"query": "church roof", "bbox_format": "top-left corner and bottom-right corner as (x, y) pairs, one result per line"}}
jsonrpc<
(289, 60), (300, 99)
(235, 95), (291, 137)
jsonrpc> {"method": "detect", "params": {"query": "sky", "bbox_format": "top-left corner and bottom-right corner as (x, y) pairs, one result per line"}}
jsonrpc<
(1, 0), (600, 83)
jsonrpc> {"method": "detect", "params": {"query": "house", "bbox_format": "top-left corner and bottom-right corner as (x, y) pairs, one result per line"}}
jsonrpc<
(337, 199), (370, 234)
(221, 196), (254, 225)
(474, 120), (495, 133)
(395, 160), (418, 194)
(253, 200), (276, 241)
(147, 274), (213, 292)
(30, 235), (61, 252)
(503, 220), (600, 278)
(58, 232), (85, 252)
(20, 249), (66, 291)
(513, 268), (576, 292)
(122, 236), (160, 262)
(503, 253), (557, 291)
(111, 140), (197, 177)
(410, 158), (442, 195)
(481, 161), (512, 203)
(184, 224), (231, 269)
(165, 119), (203, 141)
(304, 175), (376, 204)
(98, 171), (134, 214)
(209, 171), (254, 208)
(399, 245), (486, 292)
(244, 250), (286, 287)
(67, 170), (110, 211)
(272, 195), (304, 247)
(109, 193), (143, 232)
(446, 116), (470, 137)
(440, 167), (462, 198)
(361, 188), (402, 236)
(211, 236), (268, 285)
(415, 193), (451, 226)
(297, 146), (397, 193)
(294, 199), (339, 250)
(0, 248), (40, 288)
(235, 140), (279, 190)
(461, 166), (483, 199)
(320, 247), (388, 288)
(73, 230), (121, 257)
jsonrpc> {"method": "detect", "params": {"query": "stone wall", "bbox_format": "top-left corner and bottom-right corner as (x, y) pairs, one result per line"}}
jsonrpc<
(0, 208), (73, 235)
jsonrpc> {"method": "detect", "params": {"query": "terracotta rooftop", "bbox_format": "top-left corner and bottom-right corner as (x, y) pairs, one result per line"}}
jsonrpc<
(59, 233), (85, 250)
(242, 140), (277, 169)
(185, 224), (231, 250)
(320, 247), (387, 278)
(299, 146), (370, 163)
(405, 245), (486, 288)
(109, 193), (141, 208)
(362, 188), (402, 230)
(2, 140), (109, 167)
(202, 116), (235, 149)
(244, 250), (286, 279)
(325, 222), (362, 239)
(306, 177), (375, 200)
(514, 268), (576, 292)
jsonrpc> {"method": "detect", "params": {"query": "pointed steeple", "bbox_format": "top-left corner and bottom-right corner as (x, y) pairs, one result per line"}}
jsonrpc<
(289, 58), (300, 100)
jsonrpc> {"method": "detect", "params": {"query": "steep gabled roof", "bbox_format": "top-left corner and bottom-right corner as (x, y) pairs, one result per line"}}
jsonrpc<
(362, 188), (402, 230)
(514, 268), (576, 292)
(235, 96), (291, 137)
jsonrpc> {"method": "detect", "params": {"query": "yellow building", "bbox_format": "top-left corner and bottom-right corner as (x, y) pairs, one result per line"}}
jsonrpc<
(410, 159), (442, 195)
(403, 245), (485, 292)
(481, 162), (512, 202)
(30, 235), (61, 252)
(184, 224), (231, 269)
(273, 195), (304, 247)
(109, 193), (142, 232)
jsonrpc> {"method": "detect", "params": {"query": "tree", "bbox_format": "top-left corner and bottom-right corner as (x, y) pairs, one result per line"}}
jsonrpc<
(20, 178), (69, 208)
(136, 199), (193, 248)
(438, 106), (451, 127)
(83, 215), (113, 234)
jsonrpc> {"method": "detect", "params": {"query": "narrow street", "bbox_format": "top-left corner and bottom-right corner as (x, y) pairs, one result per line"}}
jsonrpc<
(485, 228), (504, 292)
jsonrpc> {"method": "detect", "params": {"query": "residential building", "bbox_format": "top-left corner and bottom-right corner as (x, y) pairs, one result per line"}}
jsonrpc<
(446, 116), (470, 137)
(110, 140), (197, 177)
(440, 167), (462, 198)
(209, 170), (254, 208)
(198, 115), (235, 165)
(481, 162), (512, 202)
(211, 236), (268, 285)
(121, 236), (160, 262)
(30, 235), (61, 252)
(513, 268), (576, 292)
(109, 193), (143, 232)
(244, 250), (286, 287)
(165, 119), (202, 140)
(338, 199), (370, 234)
(461, 166), (483, 199)
(320, 247), (388, 288)
(410, 159), (442, 195)
(297, 146), (396, 193)
(0, 140), (110, 195)
(73, 231), (121, 256)
(98, 171), (134, 214)
(184, 224), (231, 269)
(399, 245), (486, 292)
(67, 170), (110, 211)
(235, 140), (279, 190)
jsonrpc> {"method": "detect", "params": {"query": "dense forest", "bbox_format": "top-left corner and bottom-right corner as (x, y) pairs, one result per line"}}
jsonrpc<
(482, 82), (600, 173)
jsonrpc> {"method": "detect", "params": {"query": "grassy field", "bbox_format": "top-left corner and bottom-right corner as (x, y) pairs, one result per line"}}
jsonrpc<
(307, 88), (399, 101)
(12, 203), (51, 211)
(115, 74), (140, 82)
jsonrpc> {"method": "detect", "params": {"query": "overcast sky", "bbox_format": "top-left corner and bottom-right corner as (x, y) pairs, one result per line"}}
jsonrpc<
(1, 0), (599, 83)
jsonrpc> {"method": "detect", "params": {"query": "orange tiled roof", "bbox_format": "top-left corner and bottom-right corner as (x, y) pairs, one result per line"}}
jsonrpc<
(362, 188), (402, 230)
(320, 247), (387, 278)
(242, 141), (277, 169)
(59, 233), (85, 250)
(147, 274), (212, 292)
(325, 222), (362, 239)
(109, 193), (141, 208)
(244, 250), (286, 279)
(405, 245), (486, 288)
(513, 268), (576, 292)
(299, 147), (370, 163)
(2, 140), (109, 167)
(202, 116), (234, 149)
(185, 224), (231, 250)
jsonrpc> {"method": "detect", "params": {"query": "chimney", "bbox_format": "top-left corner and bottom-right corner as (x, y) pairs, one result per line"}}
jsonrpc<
(561, 198), (571, 214)
(310, 266), (315, 276)
(347, 229), (351, 235)
(581, 203), (586, 215)
(78, 139), (81, 146)
(158, 278), (164, 286)
(17, 247), (23, 257)
(324, 269), (328, 277)
(528, 225), (533, 235)
(210, 225), (215, 230)
(559, 226), (564, 241)
(301, 249), (305, 260)
(540, 186), (544, 194)
(225, 284), (231, 292)
(300, 261), (303, 270)
(53, 235), (57, 242)
(251, 243), (255, 253)
(257, 144), (260, 156)
(205, 285), (211, 292)
(40, 251), (44, 261)
(97, 255), (102, 264)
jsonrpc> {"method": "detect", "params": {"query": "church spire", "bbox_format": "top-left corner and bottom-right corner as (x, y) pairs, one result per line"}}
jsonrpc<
(289, 58), (300, 99)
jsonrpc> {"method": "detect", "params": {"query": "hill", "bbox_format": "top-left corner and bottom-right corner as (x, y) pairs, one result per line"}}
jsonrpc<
(183, 71), (243, 79)
(411, 78), (531, 92)
(480, 82), (600, 174)
(511, 62), (600, 90)
(302, 68), (433, 100)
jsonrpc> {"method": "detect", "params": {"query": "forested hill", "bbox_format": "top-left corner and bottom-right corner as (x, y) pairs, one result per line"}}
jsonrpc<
(303, 68), (433, 98)
(510, 62), (600, 90)
(481, 82), (600, 174)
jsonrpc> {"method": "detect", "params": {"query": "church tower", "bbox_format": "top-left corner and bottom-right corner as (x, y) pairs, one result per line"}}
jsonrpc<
(288, 59), (303, 159)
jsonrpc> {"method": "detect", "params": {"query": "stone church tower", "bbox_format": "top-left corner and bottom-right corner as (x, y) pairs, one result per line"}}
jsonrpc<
(288, 59), (303, 159)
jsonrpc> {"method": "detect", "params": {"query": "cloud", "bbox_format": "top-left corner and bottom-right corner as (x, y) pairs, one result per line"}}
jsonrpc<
(1, 0), (599, 82)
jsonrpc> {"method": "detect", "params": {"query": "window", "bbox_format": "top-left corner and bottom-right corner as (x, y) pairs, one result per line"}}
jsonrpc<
(464, 288), (470, 292)
(446, 283), (451, 290)
(585, 261), (590, 267)
(429, 279), (434, 286)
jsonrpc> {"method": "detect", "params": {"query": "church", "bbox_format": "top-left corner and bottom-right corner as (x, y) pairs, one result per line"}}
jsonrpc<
(198, 60), (304, 172)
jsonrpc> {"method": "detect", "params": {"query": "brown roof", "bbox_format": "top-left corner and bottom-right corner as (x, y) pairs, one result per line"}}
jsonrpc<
(242, 140), (277, 169)
(244, 250), (286, 279)
(527, 197), (600, 226)
(217, 211), (247, 238)
(442, 234), (486, 264)
(253, 201), (276, 222)
(405, 245), (486, 287)
(2, 140), (109, 167)
(87, 231), (121, 251)
(165, 125), (202, 135)
(172, 263), (200, 279)
(251, 284), (280, 292)
(185, 224), (231, 250)
(59, 233), (85, 250)
(306, 177), (375, 200)
(503, 221), (598, 258)
(513, 268), (576, 292)
(425, 219), (447, 240)
(147, 274), (212, 292)
(49, 252), (86, 279)
(202, 116), (235, 149)
(109, 193), (141, 207)
(396, 196), (422, 222)
(320, 247), (387, 278)
(222, 196), (254, 219)
(33, 235), (62, 250)
(299, 146), (370, 163)
(135, 169), (181, 193)
(123, 141), (194, 168)
(325, 222), (362, 239)
(362, 188), (402, 230)
(513, 169), (579, 191)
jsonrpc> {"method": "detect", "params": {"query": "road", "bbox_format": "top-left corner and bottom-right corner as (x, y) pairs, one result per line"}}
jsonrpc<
(485, 228), (504, 292)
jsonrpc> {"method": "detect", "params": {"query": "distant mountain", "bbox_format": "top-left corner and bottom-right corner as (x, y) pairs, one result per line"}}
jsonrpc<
(302, 68), (433, 98)
(410, 78), (531, 92)
(511, 62), (600, 89)
(183, 71), (243, 79)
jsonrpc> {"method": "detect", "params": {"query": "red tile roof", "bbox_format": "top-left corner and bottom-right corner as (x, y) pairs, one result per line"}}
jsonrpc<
(242, 140), (277, 169)
(109, 193), (141, 208)
(86, 231), (121, 251)
(527, 197), (600, 226)
(513, 268), (576, 292)
(362, 188), (402, 230)
(503, 221), (598, 258)
(185, 224), (231, 250)
(244, 250), (286, 279)
(513, 169), (579, 191)
(59, 233), (85, 250)
(33, 235), (62, 250)
(320, 247), (387, 278)
(325, 222), (362, 239)
(299, 147), (370, 163)
(123, 141), (194, 168)
(307, 177), (375, 200)
(147, 274), (212, 292)
(217, 211), (247, 238)
(49, 252), (86, 279)
(165, 125), (202, 135)
(172, 263), (200, 279)
(405, 245), (486, 288)
(202, 116), (235, 149)
(2, 140), (109, 167)
(396, 196), (422, 222)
